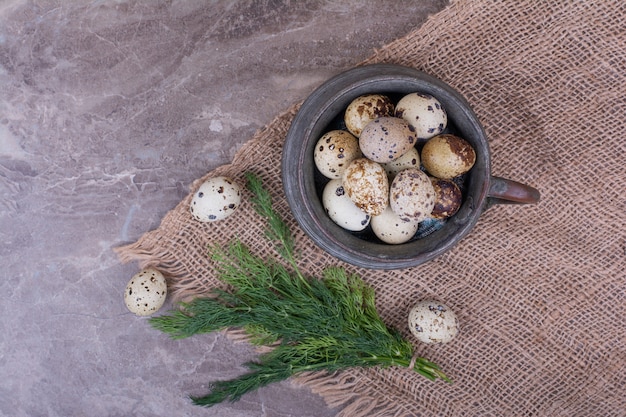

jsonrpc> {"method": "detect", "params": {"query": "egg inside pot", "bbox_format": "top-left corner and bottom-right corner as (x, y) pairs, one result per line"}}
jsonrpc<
(342, 158), (389, 216)
(314, 130), (362, 179)
(371, 205), (419, 244)
(358, 116), (417, 163)
(429, 177), (463, 219)
(322, 179), (371, 231)
(344, 94), (395, 137)
(421, 134), (476, 179)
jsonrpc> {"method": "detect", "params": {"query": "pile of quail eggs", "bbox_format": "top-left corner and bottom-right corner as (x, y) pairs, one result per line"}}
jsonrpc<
(315, 92), (476, 245)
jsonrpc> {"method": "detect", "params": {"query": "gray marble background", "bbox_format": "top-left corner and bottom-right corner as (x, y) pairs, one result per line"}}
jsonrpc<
(0, 1), (448, 416)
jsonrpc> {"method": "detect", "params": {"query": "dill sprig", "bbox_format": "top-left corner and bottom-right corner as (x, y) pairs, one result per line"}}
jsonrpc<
(149, 172), (450, 407)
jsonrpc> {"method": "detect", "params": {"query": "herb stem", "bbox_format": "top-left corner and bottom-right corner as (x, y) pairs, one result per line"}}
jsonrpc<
(244, 172), (310, 288)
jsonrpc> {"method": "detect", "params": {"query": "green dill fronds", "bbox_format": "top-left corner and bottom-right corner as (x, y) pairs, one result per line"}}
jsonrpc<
(244, 172), (297, 263)
(149, 172), (450, 407)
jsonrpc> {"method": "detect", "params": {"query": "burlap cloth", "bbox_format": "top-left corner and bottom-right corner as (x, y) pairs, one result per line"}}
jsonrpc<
(116, 1), (626, 416)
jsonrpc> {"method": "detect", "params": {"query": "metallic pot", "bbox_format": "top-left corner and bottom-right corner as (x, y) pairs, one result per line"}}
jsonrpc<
(282, 64), (539, 269)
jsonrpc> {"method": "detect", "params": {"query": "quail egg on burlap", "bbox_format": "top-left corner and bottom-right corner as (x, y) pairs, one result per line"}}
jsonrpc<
(421, 134), (476, 179)
(314, 130), (362, 179)
(371, 205), (419, 244)
(389, 168), (435, 223)
(190, 176), (241, 222)
(408, 300), (459, 344)
(322, 179), (371, 231)
(359, 117), (417, 163)
(342, 158), (389, 216)
(344, 94), (395, 137)
(382, 146), (420, 180)
(124, 268), (168, 316)
(429, 177), (463, 219)
(395, 92), (447, 141)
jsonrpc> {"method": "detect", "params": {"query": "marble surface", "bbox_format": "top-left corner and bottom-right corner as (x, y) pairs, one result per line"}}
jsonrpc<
(0, 1), (448, 415)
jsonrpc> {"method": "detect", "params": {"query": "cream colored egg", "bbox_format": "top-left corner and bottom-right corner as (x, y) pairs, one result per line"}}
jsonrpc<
(382, 146), (420, 180)
(190, 177), (241, 222)
(395, 92), (447, 141)
(342, 158), (389, 216)
(389, 168), (435, 222)
(322, 179), (371, 231)
(358, 117), (417, 163)
(124, 268), (167, 316)
(314, 130), (362, 179)
(344, 94), (395, 137)
(421, 134), (476, 179)
(371, 205), (419, 244)
(408, 300), (459, 344)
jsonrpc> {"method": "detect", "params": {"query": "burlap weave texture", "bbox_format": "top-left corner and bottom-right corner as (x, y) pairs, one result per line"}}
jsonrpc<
(117, 1), (626, 416)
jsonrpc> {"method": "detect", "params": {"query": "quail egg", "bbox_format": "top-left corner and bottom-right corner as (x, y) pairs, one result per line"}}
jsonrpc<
(344, 94), (395, 137)
(382, 146), (420, 180)
(342, 158), (389, 216)
(322, 179), (371, 231)
(124, 268), (168, 316)
(314, 130), (362, 179)
(408, 300), (459, 344)
(395, 92), (447, 141)
(371, 205), (419, 244)
(358, 117), (417, 163)
(421, 134), (476, 179)
(190, 177), (241, 222)
(389, 168), (435, 222)
(429, 177), (463, 219)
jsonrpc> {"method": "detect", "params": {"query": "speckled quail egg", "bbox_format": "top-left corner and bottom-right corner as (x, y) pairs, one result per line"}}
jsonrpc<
(371, 205), (419, 244)
(124, 268), (167, 316)
(190, 176), (241, 222)
(322, 179), (371, 231)
(429, 177), (463, 219)
(359, 117), (417, 163)
(408, 300), (459, 344)
(344, 94), (395, 137)
(395, 92), (447, 141)
(382, 146), (420, 180)
(314, 130), (362, 179)
(342, 158), (389, 216)
(421, 134), (476, 179)
(389, 168), (436, 222)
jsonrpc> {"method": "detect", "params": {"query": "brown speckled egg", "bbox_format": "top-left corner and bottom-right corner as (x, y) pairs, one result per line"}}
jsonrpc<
(344, 94), (395, 137)
(371, 205), (419, 244)
(359, 117), (417, 163)
(408, 300), (459, 344)
(124, 268), (167, 316)
(389, 168), (435, 222)
(395, 92), (447, 141)
(429, 177), (463, 219)
(342, 158), (389, 216)
(421, 134), (476, 179)
(314, 130), (362, 179)
(190, 177), (241, 222)
(382, 146), (420, 180)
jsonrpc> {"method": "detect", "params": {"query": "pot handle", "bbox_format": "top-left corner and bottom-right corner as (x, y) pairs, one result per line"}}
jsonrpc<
(488, 176), (540, 205)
